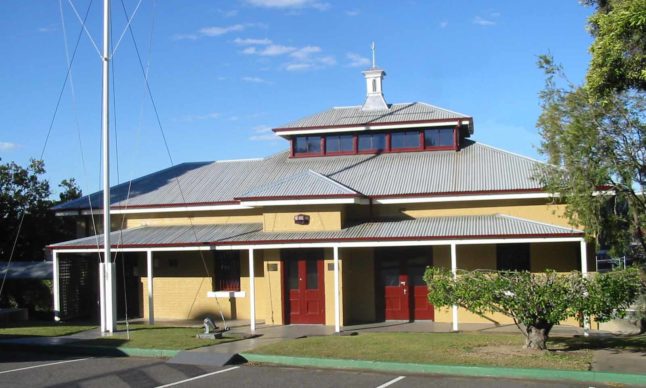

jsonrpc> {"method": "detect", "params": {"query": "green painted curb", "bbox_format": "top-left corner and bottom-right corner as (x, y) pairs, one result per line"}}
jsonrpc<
(240, 353), (646, 386)
(0, 342), (179, 358)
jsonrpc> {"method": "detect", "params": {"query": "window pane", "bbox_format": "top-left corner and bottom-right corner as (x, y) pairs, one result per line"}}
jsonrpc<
(295, 136), (321, 154)
(425, 128), (454, 147)
(215, 251), (240, 291)
(288, 259), (299, 290)
(358, 133), (386, 151)
(391, 131), (420, 149)
(306, 259), (318, 289)
(325, 135), (354, 153)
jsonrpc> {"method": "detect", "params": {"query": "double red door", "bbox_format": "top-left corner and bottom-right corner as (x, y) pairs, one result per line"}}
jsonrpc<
(285, 250), (325, 324)
(380, 249), (434, 321)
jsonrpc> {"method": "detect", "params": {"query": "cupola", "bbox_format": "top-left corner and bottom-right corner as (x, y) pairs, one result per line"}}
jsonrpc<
(361, 42), (388, 111)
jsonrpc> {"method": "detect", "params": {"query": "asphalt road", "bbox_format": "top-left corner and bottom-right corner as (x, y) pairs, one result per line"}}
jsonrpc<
(0, 351), (618, 388)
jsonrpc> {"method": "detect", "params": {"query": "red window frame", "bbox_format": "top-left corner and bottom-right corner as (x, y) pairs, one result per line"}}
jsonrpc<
(325, 134), (356, 156)
(290, 126), (461, 158)
(423, 127), (457, 151)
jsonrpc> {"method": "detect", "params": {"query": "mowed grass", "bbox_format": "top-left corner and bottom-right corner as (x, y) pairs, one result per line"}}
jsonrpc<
(249, 332), (600, 370)
(76, 324), (243, 350)
(0, 322), (96, 338)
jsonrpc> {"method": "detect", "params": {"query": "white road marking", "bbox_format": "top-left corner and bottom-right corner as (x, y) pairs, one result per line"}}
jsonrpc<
(376, 375), (406, 388)
(0, 357), (90, 375)
(155, 366), (240, 387)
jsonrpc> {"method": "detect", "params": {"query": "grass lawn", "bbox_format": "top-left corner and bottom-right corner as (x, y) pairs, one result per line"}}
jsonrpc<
(0, 322), (96, 338)
(75, 324), (243, 350)
(247, 332), (644, 370)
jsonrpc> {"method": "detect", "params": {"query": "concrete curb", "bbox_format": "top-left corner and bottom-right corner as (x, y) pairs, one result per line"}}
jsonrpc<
(240, 353), (646, 386)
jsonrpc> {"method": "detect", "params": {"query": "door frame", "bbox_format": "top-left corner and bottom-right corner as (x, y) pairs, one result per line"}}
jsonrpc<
(376, 247), (434, 322)
(281, 249), (326, 324)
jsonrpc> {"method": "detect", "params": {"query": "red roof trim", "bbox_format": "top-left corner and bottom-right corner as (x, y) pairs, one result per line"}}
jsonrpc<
(370, 188), (546, 199)
(49, 232), (583, 250)
(273, 117), (473, 133)
(235, 194), (360, 201)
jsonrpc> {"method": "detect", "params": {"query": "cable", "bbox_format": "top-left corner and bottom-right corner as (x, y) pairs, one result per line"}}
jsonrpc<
(0, 0), (95, 303)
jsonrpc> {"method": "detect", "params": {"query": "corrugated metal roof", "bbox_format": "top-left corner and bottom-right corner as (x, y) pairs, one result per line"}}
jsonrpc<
(276, 102), (468, 129)
(238, 170), (360, 199)
(49, 215), (581, 249)
(0, 262), (52, 279)
(54, 141), (545, 211)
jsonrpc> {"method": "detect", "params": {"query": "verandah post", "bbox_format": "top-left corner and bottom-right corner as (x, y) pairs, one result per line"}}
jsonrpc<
(580, 239), (590, 336)
(147, 250), (154, 325)
(451, 243), (458, 332)
(333, 245), (340, 333)
(53, 251), (60, 322)
(249, 248), (256, 333)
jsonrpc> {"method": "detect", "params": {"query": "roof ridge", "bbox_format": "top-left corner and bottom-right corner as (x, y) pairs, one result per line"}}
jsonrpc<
(476, 142), (546, 165)
(306, 170), (360, 195)
(416, 102), (469, 117)
(496, 214), (582, 232)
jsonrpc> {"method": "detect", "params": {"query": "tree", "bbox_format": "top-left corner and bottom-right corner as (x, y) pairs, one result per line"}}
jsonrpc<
(424, 267), (642, 350)
(536, 55), (646, 259)
(582, 0), (646, 97)
(0, 158), (81, 261)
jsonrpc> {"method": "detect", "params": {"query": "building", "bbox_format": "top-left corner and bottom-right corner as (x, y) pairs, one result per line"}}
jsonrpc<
(48, 62), (591, 332)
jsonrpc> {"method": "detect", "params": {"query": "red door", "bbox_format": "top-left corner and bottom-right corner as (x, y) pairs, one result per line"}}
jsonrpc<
(382, 259), (410, 320)
(380, 249), (434, 321)
(285, 252), (325, 324)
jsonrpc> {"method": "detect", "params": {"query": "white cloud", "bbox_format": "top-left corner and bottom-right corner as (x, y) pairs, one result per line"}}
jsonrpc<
(0, 142), (18, 151)
(345, 10), (359, 16)
(37, 25), (57, 33)
(285, 63), (313, 71)
(179, 112), (220, 122)
(200, 24), (246, 37)
(249, 125), (277, 141)
(473, 12), (499, 27)
(439, 21), (449, 28)
(245, 0), (329, 10)
(174, 24), (248, 40)
(290, 45), (321, 60)
(346, 52), (370, 68)
(242, 76), (272, 84)
(234, 37), (272, 45)
(243, 44), (297, 56)
(218, 9), (239, 17)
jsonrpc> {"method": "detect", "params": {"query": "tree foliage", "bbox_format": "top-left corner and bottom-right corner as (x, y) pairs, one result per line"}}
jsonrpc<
(0, 158), (81, 261)
(424, 267), (642, 350)
(536, 55), (646, 258)
(583, 0), (646, 97)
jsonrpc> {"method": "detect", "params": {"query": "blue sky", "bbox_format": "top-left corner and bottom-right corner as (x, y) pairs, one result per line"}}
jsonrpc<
(0, 0), (594, 196)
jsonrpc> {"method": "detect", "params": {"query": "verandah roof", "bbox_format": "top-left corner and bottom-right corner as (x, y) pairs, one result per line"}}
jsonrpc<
(48, 214), (583, 250)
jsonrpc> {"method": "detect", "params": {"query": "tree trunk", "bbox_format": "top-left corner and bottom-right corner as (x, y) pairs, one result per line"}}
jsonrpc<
(524, 323), (553, 350)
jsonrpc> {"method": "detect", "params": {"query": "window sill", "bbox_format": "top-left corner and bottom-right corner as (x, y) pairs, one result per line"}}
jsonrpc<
(207, 291), (246, 298)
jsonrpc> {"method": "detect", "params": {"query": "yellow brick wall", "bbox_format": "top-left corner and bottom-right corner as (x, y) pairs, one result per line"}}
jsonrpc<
(378, 199), (573, 228)
(263, 206), (343, 232)
(124, 210), (262, 228)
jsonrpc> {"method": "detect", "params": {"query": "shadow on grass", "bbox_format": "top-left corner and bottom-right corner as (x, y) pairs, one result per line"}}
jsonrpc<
(550, 335), (646, 353)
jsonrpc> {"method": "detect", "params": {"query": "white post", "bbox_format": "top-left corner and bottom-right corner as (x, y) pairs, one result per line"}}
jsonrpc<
(451, 243), (458, 332)
(53, 251), (61, 322)
(580, 239), (590, 337)
(333, 245), (341, 333)
(147, 250), (154, 325)
(99, 261), (106, 332)
(101, 0), (115, 334)
(248, 248), (256, 333)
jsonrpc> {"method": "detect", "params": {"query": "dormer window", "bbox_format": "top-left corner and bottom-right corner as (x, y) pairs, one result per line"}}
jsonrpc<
(391, 130), (421, 151)
(295, 136), (322, 155)
(325, 134), (354, 154)
(291, 126), (460, 157)
(358, 133), (386, 152)
(424, 128), (454, 148)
